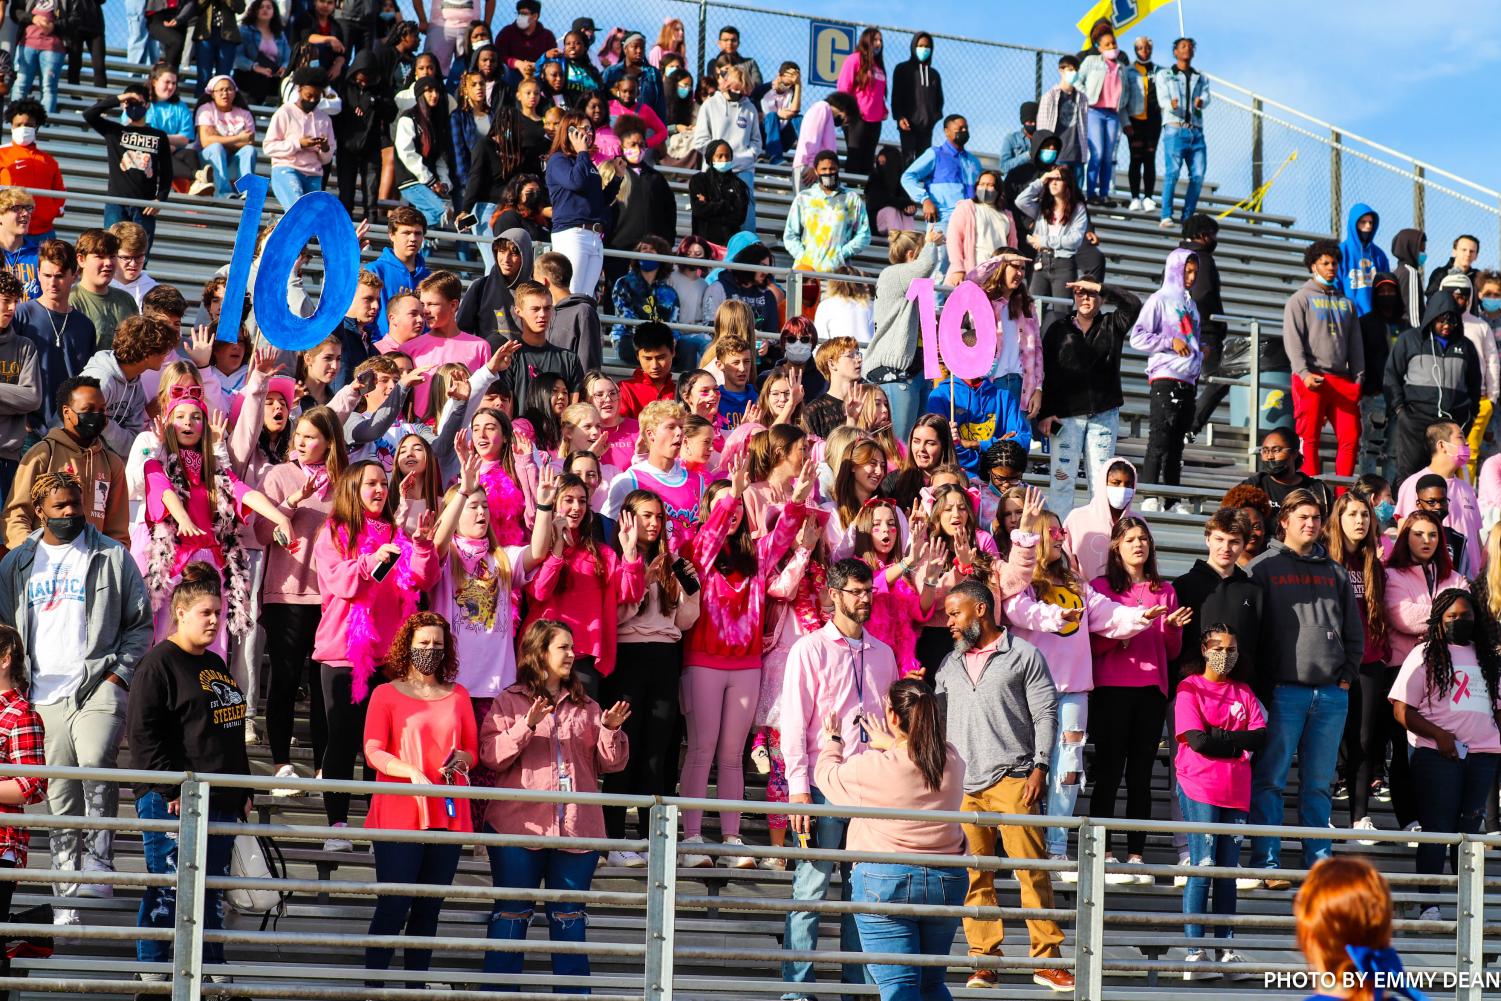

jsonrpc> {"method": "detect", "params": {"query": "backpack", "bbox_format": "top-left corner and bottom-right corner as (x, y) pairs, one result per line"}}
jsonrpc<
(225, 835), (289, 931)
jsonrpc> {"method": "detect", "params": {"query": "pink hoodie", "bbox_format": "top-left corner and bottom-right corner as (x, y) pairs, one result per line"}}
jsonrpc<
(1088, 576), (1182, 693)
(1063, 456), (1138, 581)
(1383, 564), (1468, 668)
(1003, 576), (1154, 693)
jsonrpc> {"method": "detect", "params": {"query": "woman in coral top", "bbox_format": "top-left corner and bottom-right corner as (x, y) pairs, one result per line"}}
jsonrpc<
(479, 620), (631, 986)
(361, 612), (476, 984)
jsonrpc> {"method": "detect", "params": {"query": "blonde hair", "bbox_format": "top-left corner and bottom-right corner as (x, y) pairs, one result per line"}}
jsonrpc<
(0, 189), (35, 214)
(560, 402), (601, 451)
(638, 399), (688, 442)
(887, 230), (922, 264)
(823, 266), (872, 303)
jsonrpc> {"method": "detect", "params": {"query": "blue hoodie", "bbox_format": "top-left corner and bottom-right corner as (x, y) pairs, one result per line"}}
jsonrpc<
(925, 375), (1032, 473)
(367, 246), (430, 337)
(1129, 247), (1202, 384)
(1337, 202), (1390, 317)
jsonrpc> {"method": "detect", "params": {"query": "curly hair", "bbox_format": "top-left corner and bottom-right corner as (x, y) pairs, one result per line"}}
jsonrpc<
(385, 611), (459, 684)
(30, 470), (80, 512)
(1419, 588), (1500, 729)
(1220, 483), (1273, 522)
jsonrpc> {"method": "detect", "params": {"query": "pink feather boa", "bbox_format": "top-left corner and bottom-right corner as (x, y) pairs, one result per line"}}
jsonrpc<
(479, 461), (526, 545)
(340, 520), (417, 701)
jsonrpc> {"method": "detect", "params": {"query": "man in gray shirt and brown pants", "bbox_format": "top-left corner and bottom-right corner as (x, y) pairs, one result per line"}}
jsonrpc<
(934, 579), (1074, 993)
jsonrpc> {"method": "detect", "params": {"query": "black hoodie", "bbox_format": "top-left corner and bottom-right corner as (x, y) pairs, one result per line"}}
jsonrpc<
(1039, 285), (1142, 420)
(334, 51), (395, 155)
(1425, 256), (1478, 305)
(1170, 560), (1265, 698)
(1357, 272), (1400, 397)
(1391, 228), (1426, 327)
(457, 227), (535, 349)
(1385, 292), (1481, 426)
(608, 159), (676, 253)
(891, 38), (944, 133)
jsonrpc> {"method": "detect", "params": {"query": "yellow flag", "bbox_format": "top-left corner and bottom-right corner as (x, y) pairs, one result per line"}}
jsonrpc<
(1077, 0), (1178, 44)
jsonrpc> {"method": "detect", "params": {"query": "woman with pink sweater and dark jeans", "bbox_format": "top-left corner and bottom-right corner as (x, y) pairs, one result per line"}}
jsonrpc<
(678, 453), (812, 868)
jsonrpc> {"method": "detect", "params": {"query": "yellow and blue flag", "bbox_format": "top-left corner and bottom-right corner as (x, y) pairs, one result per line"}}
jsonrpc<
(1076, 0), (1178, 44)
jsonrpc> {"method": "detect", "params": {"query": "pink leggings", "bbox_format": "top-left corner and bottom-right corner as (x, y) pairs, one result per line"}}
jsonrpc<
(680, 665), (760, 839)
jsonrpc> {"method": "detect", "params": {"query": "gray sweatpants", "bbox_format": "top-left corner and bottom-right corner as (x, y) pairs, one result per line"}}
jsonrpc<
(35, 680), (129, 894)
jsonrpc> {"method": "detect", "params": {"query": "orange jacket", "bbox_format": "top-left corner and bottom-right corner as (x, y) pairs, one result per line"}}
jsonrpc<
(0, 146), (65, 234)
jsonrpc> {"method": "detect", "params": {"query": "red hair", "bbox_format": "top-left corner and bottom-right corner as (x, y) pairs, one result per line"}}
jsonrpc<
(1294, 857), (1392, 1001)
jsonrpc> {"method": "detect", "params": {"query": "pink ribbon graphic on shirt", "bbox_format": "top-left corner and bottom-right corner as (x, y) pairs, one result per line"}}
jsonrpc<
(1453, 670), (1471, 705)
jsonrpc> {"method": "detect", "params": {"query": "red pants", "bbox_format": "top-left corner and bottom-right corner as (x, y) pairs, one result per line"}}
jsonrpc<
(1293, 372), (1361, 476)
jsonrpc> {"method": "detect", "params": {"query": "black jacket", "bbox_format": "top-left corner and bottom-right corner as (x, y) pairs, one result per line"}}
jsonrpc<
(1425, 257), (1477, 304)
(609, 161), (676, 251)
(688, 168), (749, 247)
(1179, 237), (1224, 339)
(891, 41), (943, 132)
(1170, 560), (1264, 696)
(334, 51), (395, 155)
(1391, 227), (1427, 328)
(1357, 273), (1400, 398)
(1385, 293), (1482, 427)
(1039, 285), (1141, 420)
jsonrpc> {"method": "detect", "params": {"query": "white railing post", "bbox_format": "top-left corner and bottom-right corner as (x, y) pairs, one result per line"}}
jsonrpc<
(170, 778), (210, 1001)
(644, 803), (679, 1001)
(1455, 840), (1485, 1001)
(1074, 823), (1106, 1001)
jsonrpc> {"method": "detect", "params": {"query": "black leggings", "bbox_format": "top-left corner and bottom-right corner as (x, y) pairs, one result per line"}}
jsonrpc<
(844, 117), (881, 176)
(263, 603), (325, 769)
(1089, 685), (1166, 857)
(146, 15), (189, 70)
(319, 664), (381, 825)
(602, 642), (684, 840)
(66, 32), (107, 88)
(1126, 117), (1160, 199)
(1345, 663), (1416, 827)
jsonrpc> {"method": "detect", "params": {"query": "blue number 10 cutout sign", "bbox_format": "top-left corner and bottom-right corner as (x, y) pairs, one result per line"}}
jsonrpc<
(214, 173), (361, 350)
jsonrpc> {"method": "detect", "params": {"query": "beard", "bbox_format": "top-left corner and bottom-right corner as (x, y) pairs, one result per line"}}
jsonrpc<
(952, 620), (984, 653)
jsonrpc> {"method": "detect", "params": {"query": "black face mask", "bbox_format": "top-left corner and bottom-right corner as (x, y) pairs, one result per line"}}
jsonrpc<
(1446, 616), (1475, 647)
(46, 515), (85, 544)
(1262, 455), (1294, 478)
(953, 128), (969, 147)
(71, 411), (106, 444)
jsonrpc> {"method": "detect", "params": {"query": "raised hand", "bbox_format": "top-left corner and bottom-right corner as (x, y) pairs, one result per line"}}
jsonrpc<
(413, 510), (437, 544)
(790, 456), (817, 504)
(488, 339), (523, 373)
(536, 464), (560, 507)
(525, 696), (555, 729)
(728, 452), (750, 498)
(844, 382), (866, 425)
(399, 364), (433, 389)
(399, 470), (421, 499)
(617, 510), (639, 558)
(1020, 486), (1045, 533)
(186, 324), (215, 368)
(601, 700), (632, 730)
(209, 410), (228, 447)
(252, 344), (281, 376)
(458, 447), (482, 495)
(1165, 606), (1194, 628)
(796, 512), (821, 550)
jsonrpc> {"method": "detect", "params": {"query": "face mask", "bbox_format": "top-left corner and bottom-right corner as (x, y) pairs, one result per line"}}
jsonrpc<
(676, 84), (691, 98)
(1061, 70), (1077, 86)
(639, 265), (659, 281)
(72, 411), (106, 443)
(515, 14), (531, 28)
(1315, 274), (1334, 287)
(712, 161), (733, 173)
(725, 89), (742, 100)
(915, 46), (931, 62)
(783, 341), (813, 364)
(818, 173), (838, 190)
(1418, 252), (1427, 266)
(10, 126), (35, 147)
(1483, 298), (1501, 313)
(975, 188), (997, 205)
(1039, 148), (1059, 165)
(378, 9), (394, 20)
(1446, 616), (1475, 647)
(1204, 647), (1238, 678)
(124, 101), (147, 120)
(299, 98), (319, 112)
(1100, 47), (1117, 58)
(1373, 499), (1396, 525)
(1105, 484), (1134, 509)
(953, 128), (969, 147)
(624, 146), (643, 164)
(1455, 441), (1473, 466)
(872, 43), (882, 55)
(1262, 455), (1293, 478)
(46, 515), (85, 544)
(410, 647), (444, 676)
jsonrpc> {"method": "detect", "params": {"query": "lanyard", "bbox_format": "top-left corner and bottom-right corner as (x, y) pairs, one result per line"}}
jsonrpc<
(844, 636), (869, 743)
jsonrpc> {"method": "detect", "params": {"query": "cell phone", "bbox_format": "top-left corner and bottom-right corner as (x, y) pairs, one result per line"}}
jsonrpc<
(440, 748), (468, 779)
(454, 211), (477, 231)
(273, 527), (291, 547)
(356, 370), (376, 393)
(1456, 741), (1469, 760)
(371, 550), (399, 582)
(671, 557), (701, 596)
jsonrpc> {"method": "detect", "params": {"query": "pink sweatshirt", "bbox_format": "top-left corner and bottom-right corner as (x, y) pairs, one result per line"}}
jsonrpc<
(396, 332), (492, 418)
(524, 543), (645, 677)
(1088, 577), (1182, 694)
(1003, 578), (1153, 693)
(835, 52), (887, 121)
(1395, 469), (1483, 578)
(478, 686), (628, 842)
(608, 98), (668, 148)
(262, 102), (336, 175)
(311, 523), (440, 667)
(254, 460), (334, 605)
(780, 621), (901, 797)
(1383, 564), (1469, 668)
(813, 739), (966, 855)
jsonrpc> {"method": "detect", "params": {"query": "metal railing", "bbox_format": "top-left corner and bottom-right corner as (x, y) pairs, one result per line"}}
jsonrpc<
(4, 763), (1498, 1001)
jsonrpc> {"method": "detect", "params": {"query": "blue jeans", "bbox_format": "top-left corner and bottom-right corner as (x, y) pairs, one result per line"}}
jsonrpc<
(202, 143), (256, 198)
(1177, 792), (1245, 944)
(675, 332), (713, 373)
(1408, 747), (1499, 894)
(194, 38), (238, 98)
(1046, 692), (1089, 858)
(882, 376), (929, 445)
(1047, 408), (1119, 515)
(782, 786), (867, 994)
(471, 200), (498, 271)
(762, 113), (802, 164)
(399, 181), (449, 229)
(125, 0), (157, 63)
(1249, 682), (1348, 869)
(1160, 125), (1207, 222)
(1085, 107), (1120, 199)
(102, 204), (157, 250)
(135, 791), (236, 965)
(484, 840), (597, 992)
(851, 863), (966, 1001)
(15, 47), (64, 114)
(269, 166), (323, 209)
(366, 840), (462, 976)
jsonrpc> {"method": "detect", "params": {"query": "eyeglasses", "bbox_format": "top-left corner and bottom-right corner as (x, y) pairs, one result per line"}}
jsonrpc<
(1259, 446), (1291, 457)
(1047, 529), (1065, 541)
(784, 334), (814, 344)
(834, 587), (874, 600)
(991, 475), (1021, 490)
(589, 388), (620, 401)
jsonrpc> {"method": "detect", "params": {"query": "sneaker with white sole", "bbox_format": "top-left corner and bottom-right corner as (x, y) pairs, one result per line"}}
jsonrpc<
(1418, 905), (1441, 922)
(1219, 950), (1255, 982)
(1405, 820), (1422, 847)
(1138, 497), (1163, 513)
(1183, 949), (1220, 981)
(1142, 197), (1156, 211)
(1124, 857), (1153, 885)
(749, 745), (771, 775)
(1235, 877), (1264, 891)
(1159, 217), (1176, 229)
(53, 907), (79, 927)
(679, 835), (713, 868)
(1049, 854), (1079, 884)
(323, 821), (354, 853)
(722, 836), (758, 869)
(78, 859), (114, 898)
(243, 717), (262, 745)
(606, 850), (647, 868)
(1128, 197), (1143, 212)
(1174, 854), (1191, 888)
(1353, 816), (1379, 846)
(271, 763), (303, 797)
(1103, 855), (1135, 885)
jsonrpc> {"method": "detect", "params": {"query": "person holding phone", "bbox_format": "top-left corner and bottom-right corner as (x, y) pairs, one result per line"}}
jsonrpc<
(361, 611), (477, 984)
(545, 109), (620, 297)
(1390, 588), (1501, 920)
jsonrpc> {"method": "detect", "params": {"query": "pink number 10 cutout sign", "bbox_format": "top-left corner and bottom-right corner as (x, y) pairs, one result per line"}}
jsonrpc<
(906, 278), (997, 381)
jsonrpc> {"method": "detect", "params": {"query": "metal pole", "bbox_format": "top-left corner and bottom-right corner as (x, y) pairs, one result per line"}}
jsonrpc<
(1454, 840), (1485, 1001)
(171, 779), (210, 1001)
(1034, 50), (1043, 103)
(1414, 163), (1426, 233)
(1250, 97), (1264, 202)
(1248, 319), (1261, 462)
(1073, 824), (1106, 1001)
(644, 803), (679, 1001)
(1330, 129), (1343, 237)
(696, 0), (708, 80)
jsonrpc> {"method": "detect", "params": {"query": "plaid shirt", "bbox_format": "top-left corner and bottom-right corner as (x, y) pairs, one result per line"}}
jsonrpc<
(0, 689), (46, 866)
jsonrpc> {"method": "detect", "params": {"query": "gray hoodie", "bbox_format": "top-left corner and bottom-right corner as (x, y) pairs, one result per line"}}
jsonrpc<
(1282, 277), (1364, 383)
(1247, 539), (1363, 689)
(0, 524), (153, 706)
(865, 241), (939, 380)
(549, 293), (603, 374)
(78, 350), (147, 460)
(0, 326), (40, 458)
(934, 629), (1057, 794)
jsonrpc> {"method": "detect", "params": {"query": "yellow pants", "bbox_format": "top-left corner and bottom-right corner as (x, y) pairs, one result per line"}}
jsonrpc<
(960, 777), (1065, 960)
(1467, 398), (1494, 482)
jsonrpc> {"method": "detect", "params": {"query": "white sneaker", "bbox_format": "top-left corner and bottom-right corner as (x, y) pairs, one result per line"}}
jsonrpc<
(1050, 854), (1079, 884)
(1128, 197), (1143, 212)
(606, 850), (647, 868)
(1235, 877), (1263, 891)
(1219, 949), (1255, 982)
(1169, 500), (1194, 515)
(1174, 853), (1191, 888)
(323, 821), (354, 853)
(1138, 497), (1162, 513)
(1142, 196), (1156, 211)
(1103, 855), (1134, 885)
(722, 836), (758, 869)
(271, 763), (303, 797)
(1353, 816), (1379, 846)
(77, 859), (114, 898)
(1183, 950), (1220, 981)
(1418, 905), (1441, 922)
(749, 745), (772, 776)
(1125, 857), (1154, 885)
(244, 717), (262, 745)
(1159, 217), (1176, 229)
(52, 907), (79, 927)
(679, 835), (713, 868)
(1405, 821), (1422, 848)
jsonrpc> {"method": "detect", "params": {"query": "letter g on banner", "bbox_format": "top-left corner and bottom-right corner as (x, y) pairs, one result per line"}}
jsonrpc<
(216, 173), (360, 350)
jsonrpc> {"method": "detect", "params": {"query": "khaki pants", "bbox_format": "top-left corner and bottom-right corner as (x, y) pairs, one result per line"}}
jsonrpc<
(960, 776), (1064, 960)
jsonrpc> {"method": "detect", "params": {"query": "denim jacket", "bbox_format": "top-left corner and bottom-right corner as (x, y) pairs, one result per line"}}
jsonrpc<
(1154, 65), (1210, 128)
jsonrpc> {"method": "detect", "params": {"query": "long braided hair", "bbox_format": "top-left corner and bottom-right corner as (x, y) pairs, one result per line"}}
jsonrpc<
(1420, 587), (1501, 712)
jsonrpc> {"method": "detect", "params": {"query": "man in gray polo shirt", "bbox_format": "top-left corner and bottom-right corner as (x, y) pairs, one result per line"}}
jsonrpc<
(934, 579), (1073, 993)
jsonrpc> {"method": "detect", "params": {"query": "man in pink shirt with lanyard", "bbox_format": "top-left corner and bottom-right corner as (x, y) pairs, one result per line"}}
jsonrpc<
(779, 557), (899, 997)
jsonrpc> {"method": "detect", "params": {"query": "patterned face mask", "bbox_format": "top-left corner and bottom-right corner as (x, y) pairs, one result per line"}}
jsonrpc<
(1205, 648), (1238, 678)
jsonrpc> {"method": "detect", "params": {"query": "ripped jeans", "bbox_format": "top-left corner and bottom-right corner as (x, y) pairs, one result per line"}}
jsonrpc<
(1046, 693), (1089, 858)
(135, 791), (236, 965)
(1046, 409), (1119, 516)
(1177, 792), (1246, 945)
(484, 840), (598, 991)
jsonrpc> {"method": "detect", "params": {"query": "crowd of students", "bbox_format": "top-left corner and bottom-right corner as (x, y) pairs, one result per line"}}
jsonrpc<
(0, 9), (1488, 1001)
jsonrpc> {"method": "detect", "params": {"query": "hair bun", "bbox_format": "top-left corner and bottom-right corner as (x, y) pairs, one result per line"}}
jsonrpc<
(179, 560), (223, 589)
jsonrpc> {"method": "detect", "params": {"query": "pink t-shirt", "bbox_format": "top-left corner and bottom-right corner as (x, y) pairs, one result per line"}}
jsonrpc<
(143, 459), (252, 576)
(1174, 673), (1266, 811)
(1096, 58), (1121, 110)
(194, 103), (256, 139)
(1392, 642), (1501, 754)
(363, 683), (477, 832)
(392, 331), (492, 418)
